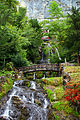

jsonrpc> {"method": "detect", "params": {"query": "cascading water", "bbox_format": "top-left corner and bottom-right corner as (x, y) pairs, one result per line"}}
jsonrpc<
(47, 43), (61, 61)
(0, 80), (50, 120)
(33, 72), (36, 80)
(55, 47), (61, 60)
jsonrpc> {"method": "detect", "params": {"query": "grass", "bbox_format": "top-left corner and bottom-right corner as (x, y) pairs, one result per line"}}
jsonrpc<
(0, 70), (14, 99)
(42, 73), (80, 119)
(64, 66), (80, 73)
(0, 78), (13, 99)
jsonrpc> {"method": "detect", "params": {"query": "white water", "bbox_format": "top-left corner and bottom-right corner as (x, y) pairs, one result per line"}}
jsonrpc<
(43, 98), (48, 109)
(23, 95), (27, 102)
(0, 80), (49, 120)
(32, 92), (34, 103)
(30, 81), (36, 89)
(55, 47), (61, 60)
(33, 73), (36, 80)
(2, 90), (16, 119)
(42, 74), (46, 79)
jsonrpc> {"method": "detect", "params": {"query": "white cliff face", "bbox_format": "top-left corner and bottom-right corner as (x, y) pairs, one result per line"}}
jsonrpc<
(23, 0), (50, 21)
(19, 0), (80, 21)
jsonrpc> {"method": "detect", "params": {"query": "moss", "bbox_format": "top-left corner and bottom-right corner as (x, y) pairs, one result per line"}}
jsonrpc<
(53, 111), (59, 120)
(64, 66), (80, 73)
(22, 81), (30, 87)
(53, 86), (64, 100)
(0, 78), (13, 99)
(41, 77), (62, 86)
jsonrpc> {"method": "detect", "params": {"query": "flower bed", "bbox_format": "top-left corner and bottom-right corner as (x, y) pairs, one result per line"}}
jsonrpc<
(65, 81), (80, 105)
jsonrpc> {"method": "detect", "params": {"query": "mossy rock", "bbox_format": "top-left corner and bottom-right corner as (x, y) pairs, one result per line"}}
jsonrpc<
(19, 107), (30, 120)
(22, 80), (30, 87)
(34, 99), (42, 106)
(12, 96), (23, 107)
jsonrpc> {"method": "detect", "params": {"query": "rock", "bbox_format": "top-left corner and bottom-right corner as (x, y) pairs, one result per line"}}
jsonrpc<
(12, 96), (23, 108)
(63, 72), (71, 87)
(48, 108), (55, 120)
(35, 99), (42, 106)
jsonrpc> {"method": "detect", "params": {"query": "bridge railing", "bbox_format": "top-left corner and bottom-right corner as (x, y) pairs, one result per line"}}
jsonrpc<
(18, 64), (59, 72)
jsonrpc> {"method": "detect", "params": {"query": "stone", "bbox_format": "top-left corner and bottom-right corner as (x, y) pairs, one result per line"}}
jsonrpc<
(35, 99), (42, 106)
(20, 0), (80, 22)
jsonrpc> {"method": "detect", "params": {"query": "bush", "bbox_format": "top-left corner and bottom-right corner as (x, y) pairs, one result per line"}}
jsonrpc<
(64, 81), (80, 105)
(11, 54), (30, 67)
(6, 62), (13, 71)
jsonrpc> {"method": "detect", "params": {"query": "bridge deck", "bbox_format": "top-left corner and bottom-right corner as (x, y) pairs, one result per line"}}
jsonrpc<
(18, 64), (59, 73)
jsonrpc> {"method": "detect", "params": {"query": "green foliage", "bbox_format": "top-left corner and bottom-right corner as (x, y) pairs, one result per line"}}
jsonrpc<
(0, 0), (42, 67)
(53, 86), (64, 100)
(53, 112), (59, 120)
(52, 101), (75, 114)
(6, 62), (13, 71)
(42, 77), (62, 86)
(63, 7), (80, 63)
(49, 1), (63, 19)
(46, 89), (54, 102)
(0, 78), (13, 99)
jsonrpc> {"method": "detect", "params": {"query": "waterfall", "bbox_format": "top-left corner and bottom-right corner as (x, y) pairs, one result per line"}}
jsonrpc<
(55, 47), (61, 60)
(31, 92), (34, 103)
(33, 73), (36, 80)
(30, 81), (36, 89)
(43, 98), (48, 109)
(0, 80), (50, 120)
(41, 49), (44, 62)
(2, 90), (16, 119)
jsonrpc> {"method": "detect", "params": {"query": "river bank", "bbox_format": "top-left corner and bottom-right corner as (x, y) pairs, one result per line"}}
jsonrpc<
(0, 65), (80, 120)
(40, 65), (80, 120)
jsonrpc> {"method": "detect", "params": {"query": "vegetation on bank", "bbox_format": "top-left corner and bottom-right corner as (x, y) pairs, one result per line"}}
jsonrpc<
(40, 66), (80, 119)
(0, 0), (42, 68)
(0, 0), (80, 68)
(0, 70), (13, 99)
(0, 62), (19, 99)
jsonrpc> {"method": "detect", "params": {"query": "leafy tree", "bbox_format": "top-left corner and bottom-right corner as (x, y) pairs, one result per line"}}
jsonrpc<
(64, 7), (80, 64)
(40, 1), (66, 63)
(0, 0), (43, 67)
(22, 19), (42, 63)
(0, 0), (19, 25)
(48, 1), (63, 19)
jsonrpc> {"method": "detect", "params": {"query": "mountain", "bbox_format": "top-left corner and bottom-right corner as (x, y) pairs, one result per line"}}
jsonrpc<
(20, 0), (80, 21)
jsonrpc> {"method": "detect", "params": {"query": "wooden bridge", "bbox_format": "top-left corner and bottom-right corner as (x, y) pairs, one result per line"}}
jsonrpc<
(18, 64), (60, 73)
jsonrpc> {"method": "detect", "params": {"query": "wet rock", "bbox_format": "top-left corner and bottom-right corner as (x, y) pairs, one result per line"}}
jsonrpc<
(11, 96), (30, 119)
(22, 80), (30, 87)
(63, 72), (71, 89)
(19, 107), (30, 120)
(0, 116), (8, 120)
(48, 108), (55, 120)
(35, 99), (42, 106)
(12, 96), (23, 107)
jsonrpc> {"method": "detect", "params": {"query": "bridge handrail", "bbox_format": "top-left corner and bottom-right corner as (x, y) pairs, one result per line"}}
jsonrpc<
(18, 64), (59, 72)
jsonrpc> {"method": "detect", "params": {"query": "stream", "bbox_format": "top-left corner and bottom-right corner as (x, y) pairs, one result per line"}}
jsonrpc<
(0, 80), (50, 120)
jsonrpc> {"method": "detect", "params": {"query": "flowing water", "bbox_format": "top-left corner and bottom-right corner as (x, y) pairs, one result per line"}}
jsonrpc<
(0, 80), (50, 120)
(55, 47), (61, 60)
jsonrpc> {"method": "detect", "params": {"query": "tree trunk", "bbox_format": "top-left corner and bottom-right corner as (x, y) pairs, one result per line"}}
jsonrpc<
(77, 48), (79, 65)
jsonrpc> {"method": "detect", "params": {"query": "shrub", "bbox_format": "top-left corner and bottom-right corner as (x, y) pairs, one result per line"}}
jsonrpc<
(64, 81), (80, 105)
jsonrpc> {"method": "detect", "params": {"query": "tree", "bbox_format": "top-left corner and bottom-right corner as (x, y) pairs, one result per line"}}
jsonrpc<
(40, 1), (66, 63)
(64, 7), (80, 64)
(48, 1), (63, 19)
(22, 19), (42, 63)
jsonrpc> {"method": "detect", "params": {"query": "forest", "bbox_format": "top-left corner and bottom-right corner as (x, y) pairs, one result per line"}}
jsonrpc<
(0, 0), (80, 120)
(0, 0), (80, 69)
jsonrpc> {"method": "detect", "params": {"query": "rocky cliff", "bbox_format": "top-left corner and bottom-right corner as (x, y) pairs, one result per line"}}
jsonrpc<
(20, 0), (80, 21)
